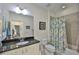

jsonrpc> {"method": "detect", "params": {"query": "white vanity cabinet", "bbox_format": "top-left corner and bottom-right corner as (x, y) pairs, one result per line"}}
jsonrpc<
(1, 43), (41, 55)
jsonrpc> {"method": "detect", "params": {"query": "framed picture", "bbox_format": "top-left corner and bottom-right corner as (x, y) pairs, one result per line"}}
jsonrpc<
(39, 22), (46, 30)
(26, 26), (30, 29)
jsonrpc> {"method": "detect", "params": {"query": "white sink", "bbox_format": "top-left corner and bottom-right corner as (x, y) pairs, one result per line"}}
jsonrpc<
(16, 41), (29, 45)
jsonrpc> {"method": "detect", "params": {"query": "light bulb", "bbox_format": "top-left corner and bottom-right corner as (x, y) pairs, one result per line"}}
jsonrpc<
(15, 7), (21, 14)
(62, 5), (66, 9)
(21, 9), (29, 15)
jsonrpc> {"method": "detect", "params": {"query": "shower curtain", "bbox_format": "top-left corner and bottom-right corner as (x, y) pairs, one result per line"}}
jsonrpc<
(50, 17), (67, 54)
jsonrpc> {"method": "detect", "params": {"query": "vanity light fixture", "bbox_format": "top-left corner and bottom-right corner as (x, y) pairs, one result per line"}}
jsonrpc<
(14, 6), (29, 15)
(15, 7), (21, 14)
(21, 9), (29, 15)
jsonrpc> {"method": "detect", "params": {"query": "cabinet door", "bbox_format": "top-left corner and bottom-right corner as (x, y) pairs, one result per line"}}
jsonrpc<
(21, 46), (28, 54)
(13, 48), (23, 55)
(1, 48), (23, 55)
(1, 50), (17, 55)
(26, 43), (41, 55)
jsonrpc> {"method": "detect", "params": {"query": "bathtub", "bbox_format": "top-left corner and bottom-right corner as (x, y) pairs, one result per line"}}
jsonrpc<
(62, 48), (79, 55)
(44, 44), (79, 55)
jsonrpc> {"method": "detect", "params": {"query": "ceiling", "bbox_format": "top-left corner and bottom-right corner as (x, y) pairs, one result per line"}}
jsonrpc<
(0, 3), (79, 14)
(35, 3), (79, 13)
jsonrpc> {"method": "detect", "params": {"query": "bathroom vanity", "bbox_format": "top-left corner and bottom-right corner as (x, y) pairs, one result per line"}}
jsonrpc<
(0, 37), (41, 55)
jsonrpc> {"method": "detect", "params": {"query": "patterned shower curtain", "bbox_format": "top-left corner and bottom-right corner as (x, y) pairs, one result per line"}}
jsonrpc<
(50, 17), (67, 54)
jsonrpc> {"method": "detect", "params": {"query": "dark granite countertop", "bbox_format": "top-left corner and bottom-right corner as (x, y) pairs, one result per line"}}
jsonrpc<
(0, 37), (40, 53)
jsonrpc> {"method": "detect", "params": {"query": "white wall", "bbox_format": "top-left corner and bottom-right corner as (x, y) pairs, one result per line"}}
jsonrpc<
(9, 12), (34, 37)
(26, 4), (49, 41)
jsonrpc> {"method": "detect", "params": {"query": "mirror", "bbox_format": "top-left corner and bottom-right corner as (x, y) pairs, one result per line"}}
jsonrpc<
(9, 11), (34, 39)
(0, 19), (2, 35)
(0, 14), (2, 47)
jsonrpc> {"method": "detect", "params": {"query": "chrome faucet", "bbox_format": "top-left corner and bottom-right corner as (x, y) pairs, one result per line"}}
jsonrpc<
(20, 38), (24, 42)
